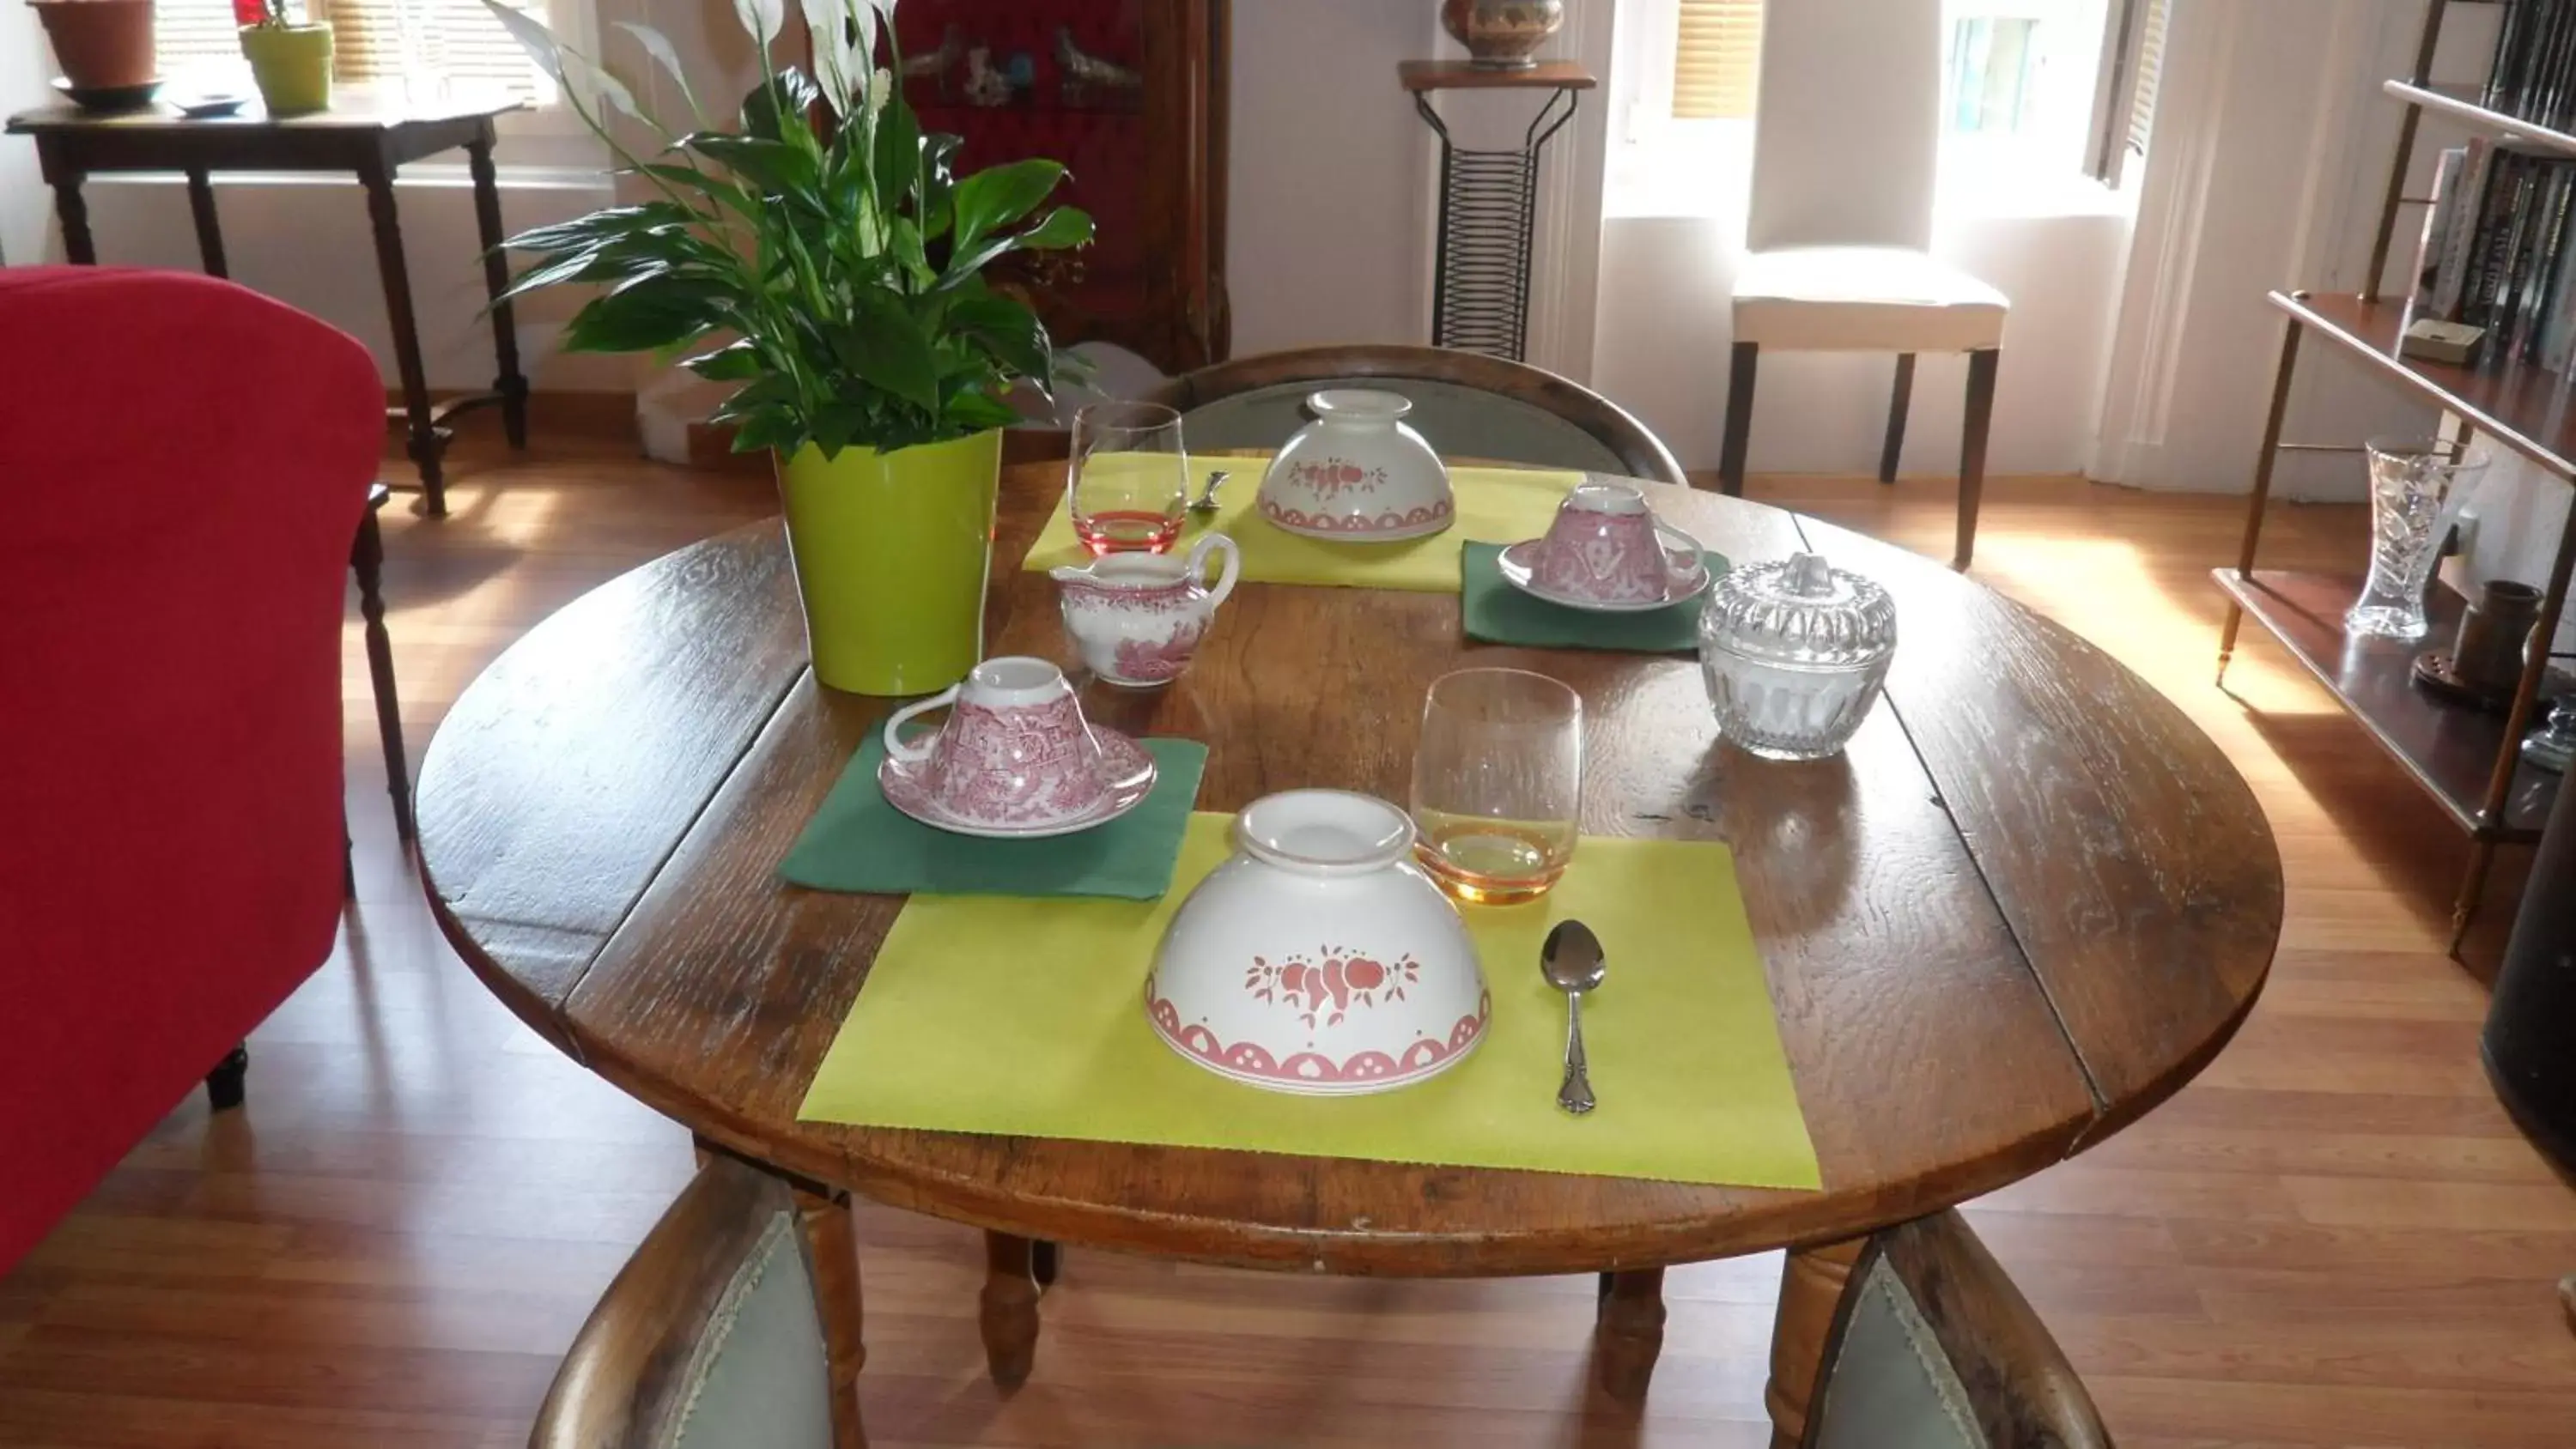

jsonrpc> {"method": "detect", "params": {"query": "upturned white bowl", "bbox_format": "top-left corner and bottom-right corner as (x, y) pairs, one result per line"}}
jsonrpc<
(1145, 791), (1490, 1095)
(1255, 390), (1455, 542)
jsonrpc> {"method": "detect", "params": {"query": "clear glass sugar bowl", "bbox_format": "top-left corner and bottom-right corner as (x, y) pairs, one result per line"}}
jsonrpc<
(1697, 551), (1897, 760)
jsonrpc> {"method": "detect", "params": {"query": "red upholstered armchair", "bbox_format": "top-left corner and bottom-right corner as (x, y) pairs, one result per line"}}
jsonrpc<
(0, 267), (380, 1275)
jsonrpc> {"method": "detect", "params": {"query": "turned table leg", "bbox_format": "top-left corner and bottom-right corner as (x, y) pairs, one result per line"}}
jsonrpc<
(49, 175), (95, 264)
(465, 132), (530, 449)
(793, 1181), (869, 1449)
(981, 1230), (1044, 1391)
(360, 159), (447, 517)
(1595, 1267), (1668, 1402)
(1764, 1237), (1865, 1449)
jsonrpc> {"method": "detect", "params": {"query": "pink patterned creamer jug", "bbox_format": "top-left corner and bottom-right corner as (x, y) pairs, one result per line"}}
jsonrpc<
(1049, 532), (1242, 688)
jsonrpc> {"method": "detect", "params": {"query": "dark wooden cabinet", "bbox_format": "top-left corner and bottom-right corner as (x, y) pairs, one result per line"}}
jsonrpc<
(892, 0), (1230, 373)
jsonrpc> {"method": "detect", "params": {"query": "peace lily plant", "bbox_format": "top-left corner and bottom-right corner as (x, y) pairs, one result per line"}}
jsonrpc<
(482, 0), (1095, 695)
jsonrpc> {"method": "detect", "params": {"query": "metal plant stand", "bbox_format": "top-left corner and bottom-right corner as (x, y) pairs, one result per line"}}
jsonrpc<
(1400, 60), (1596, 361)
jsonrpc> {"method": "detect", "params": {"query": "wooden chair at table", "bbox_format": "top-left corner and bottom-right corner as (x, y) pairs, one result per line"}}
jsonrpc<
(1139, 343), (1688, 486)
(533, 1166), (2110, 1448)
(531, 1155), (839, 1449)
(1791, 1210), (2113, 1449)
(1716, 0), (2008, 572)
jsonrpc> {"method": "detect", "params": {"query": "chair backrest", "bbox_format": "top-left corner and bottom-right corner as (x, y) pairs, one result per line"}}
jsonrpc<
(532, 1157), (835, 1449)
(1141, 345), (1687, 486)
(1805, 1210), (2113, 1449)
(0, 267), (380, 1276)
(1747, 0), (1943, 254)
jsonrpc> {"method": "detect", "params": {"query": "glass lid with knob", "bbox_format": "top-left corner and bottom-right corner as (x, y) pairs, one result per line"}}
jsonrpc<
(1697, 552), (1898, 760)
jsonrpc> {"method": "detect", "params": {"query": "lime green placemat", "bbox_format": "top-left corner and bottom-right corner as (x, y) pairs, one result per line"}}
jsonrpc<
(1020, 458), (1586, 594)
(779, 737), (1209, 900)
(799, 813), (1820, 1190)
(1460, 541), (1722, 654)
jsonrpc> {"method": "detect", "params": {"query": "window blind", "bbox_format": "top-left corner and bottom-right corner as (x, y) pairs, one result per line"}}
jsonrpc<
(1670, 0), (1762, 120)
(2087, 0), (2168, 183)
(2127, 0), (2169, 155)
(156, 0), (549, 102)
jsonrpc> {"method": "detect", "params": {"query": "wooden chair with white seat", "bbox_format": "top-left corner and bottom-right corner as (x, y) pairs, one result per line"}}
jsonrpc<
(1715, 0), (2008, 571)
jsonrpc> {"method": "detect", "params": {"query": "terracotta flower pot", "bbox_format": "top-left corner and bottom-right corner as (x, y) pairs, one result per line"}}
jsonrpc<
(240, 22), (334, 115)
(30, 0), (159, 90)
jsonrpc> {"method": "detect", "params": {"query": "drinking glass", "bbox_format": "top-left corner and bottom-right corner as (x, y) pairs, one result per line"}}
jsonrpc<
(1410, 668), (1583, 905)
(1070, 401), (1190, 555)
(2347, 435), (2490, 640)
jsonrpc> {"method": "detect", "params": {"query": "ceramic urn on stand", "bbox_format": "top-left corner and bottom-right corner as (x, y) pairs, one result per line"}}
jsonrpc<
(1440, 0), (1565, 70)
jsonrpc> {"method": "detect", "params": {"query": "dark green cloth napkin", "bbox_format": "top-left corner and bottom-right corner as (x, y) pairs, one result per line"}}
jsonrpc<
(1460, 541), (1724, 653)
(780, 735), (1210, 900)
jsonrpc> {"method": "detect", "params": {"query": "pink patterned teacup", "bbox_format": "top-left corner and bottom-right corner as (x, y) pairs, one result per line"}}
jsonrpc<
(1525, 482), (1701, 606)
(881, 658), (1109, 828)
(1050, 532), (1242, 688)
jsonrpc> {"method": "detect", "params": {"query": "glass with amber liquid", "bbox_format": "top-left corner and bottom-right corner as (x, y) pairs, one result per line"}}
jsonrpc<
(1410, 668), (1583, 904)
(1069, 401), (1190, 555)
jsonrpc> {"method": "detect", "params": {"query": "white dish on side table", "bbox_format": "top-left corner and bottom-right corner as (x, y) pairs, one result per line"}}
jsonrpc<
(1145, 791), (1490, 1096)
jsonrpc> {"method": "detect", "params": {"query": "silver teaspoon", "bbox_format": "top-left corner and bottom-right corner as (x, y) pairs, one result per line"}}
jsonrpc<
(1541, 919), (1605, 1115)
(1188, 468), (1231, 515)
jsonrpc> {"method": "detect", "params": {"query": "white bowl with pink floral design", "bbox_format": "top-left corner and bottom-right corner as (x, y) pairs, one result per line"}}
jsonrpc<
(1146, 791), (1490, 1096)
(1255, 390), (1455, 543)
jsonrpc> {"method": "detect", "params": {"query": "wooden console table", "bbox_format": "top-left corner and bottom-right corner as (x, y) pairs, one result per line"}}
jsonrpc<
(5, 91), (532, 517)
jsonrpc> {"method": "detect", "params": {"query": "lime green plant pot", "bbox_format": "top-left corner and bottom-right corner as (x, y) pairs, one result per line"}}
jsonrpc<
(240, 23), (333, 115)
(775, 428), (1005, 696)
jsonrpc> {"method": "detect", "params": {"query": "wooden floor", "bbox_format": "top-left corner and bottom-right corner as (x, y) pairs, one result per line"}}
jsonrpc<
(4, 428), (2572, 1448)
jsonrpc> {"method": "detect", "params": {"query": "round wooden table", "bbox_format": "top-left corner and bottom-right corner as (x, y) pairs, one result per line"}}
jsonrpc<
(417, 464), (2280, 1448)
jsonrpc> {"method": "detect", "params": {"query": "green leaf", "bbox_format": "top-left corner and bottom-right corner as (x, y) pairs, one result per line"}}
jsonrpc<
(561, 276), (736, 353)
(831, 292), (940, 410)
(711, 372), (800, 421)
(934, 208), (1096, 292)
(739, 67), (821, 142)
(628, 161), (756, 219)
(950, 158), (1065, 254)
(683, 133), (818, 197)
(731, 407), (803, 456)
(1015, 206), (1096, 252)
(944, 290), (1050, 385)
(681, 339), (765, 380)
(890, 215), (930, 285)
(501, 202), (699, 254)
(810, 402), (873, 458)
(871, 98), (921, 216)
(941, 391), (1023, 432)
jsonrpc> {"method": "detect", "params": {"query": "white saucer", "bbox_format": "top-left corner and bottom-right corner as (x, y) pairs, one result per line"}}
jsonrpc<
(1496, 530), (1711, 614)
(878, 727), (1158, 839)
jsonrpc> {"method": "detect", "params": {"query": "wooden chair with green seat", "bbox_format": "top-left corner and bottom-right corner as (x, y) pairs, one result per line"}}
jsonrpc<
(533, 1174), (2110, 1446)
(1138, 343), (1688, 486)
(531, 1155), (837, 1449)
(1790, 1209), (2113, 1449)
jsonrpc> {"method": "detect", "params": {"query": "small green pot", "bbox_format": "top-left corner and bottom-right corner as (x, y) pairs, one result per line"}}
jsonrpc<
(775, 428), (1005, 696)
(240, 24), (333, 115)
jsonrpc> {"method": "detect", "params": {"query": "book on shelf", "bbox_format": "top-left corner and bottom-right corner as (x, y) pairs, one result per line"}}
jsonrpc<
(2415, 135), (2576, 373)
(2484, 0), (2576, 130)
